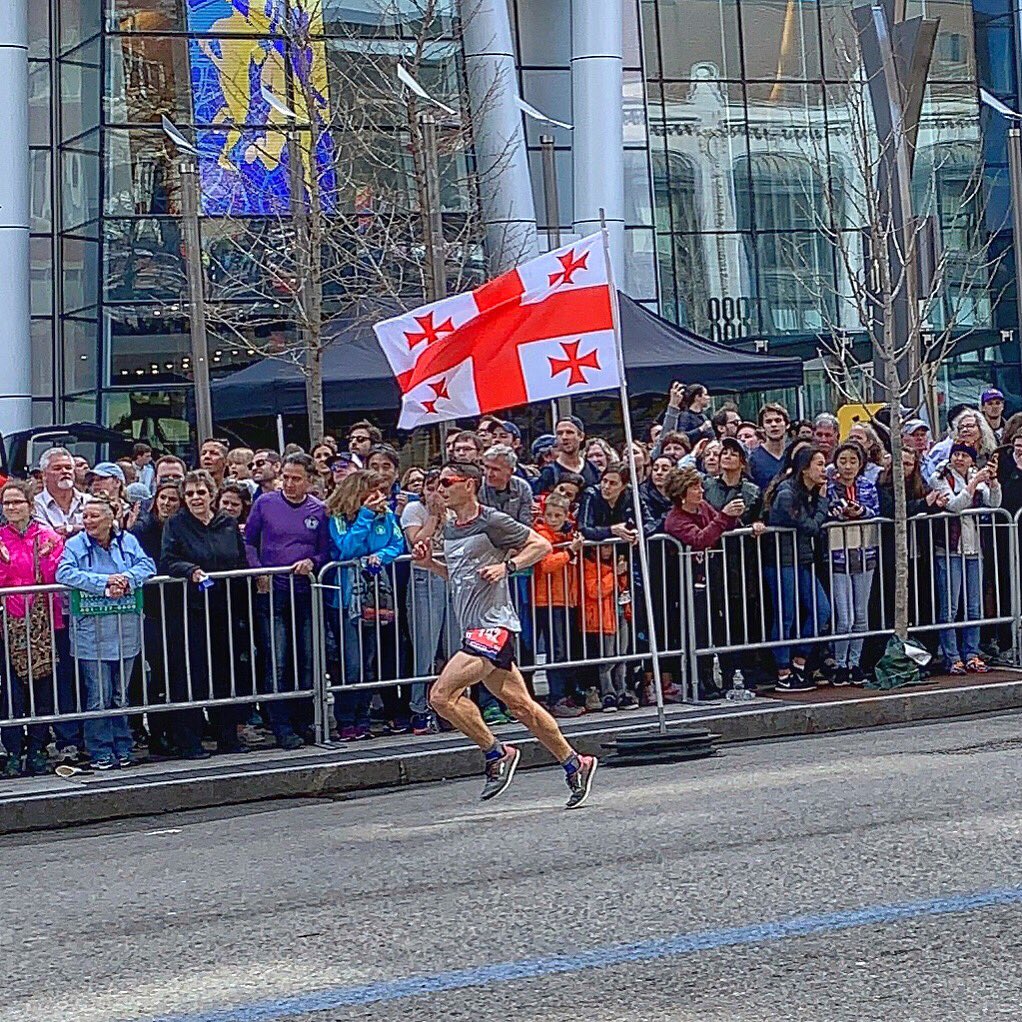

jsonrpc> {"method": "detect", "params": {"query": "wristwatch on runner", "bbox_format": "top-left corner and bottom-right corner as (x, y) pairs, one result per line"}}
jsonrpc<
(505, 557), (518, 577)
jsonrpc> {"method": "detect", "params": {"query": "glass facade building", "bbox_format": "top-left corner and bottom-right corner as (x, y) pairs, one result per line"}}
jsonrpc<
(16, 0), (1022, 441)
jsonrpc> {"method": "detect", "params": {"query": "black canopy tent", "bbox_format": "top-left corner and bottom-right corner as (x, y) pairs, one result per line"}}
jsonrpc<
(211, 293), (804, 420)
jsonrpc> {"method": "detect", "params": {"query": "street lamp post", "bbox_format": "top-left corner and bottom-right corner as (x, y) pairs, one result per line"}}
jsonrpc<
(161, 118), (214, 442)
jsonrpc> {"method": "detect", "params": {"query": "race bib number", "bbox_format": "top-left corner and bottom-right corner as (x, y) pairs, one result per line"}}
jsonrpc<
(463, 627), (510, 656)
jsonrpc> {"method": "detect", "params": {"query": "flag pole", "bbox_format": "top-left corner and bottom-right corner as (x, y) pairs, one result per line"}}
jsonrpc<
(598, 210), (668, 736)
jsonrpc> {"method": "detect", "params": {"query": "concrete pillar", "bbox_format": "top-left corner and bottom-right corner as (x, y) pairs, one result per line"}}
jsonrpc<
(571, 0), (624, 279)
(461, 0), (540, 274)
(0, 0), (32, 434)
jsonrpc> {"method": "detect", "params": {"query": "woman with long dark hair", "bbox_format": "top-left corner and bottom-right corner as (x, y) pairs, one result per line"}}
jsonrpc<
(765, 445), (831, 691)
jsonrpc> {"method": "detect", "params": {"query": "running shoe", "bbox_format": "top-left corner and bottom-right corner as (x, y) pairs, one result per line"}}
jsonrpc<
(480, 743), (520, 802)
(26, 750), (51, 776)
(482, 705), (510, 726)
(411, 713), (440, 735)
(601, 694), (618, 712)
(617, 692), (638, 710)
(3, 756), (22, 778)
(565, 754), (598, 810)
(551, 699), (585, 719)
(584, 687), (603, 712)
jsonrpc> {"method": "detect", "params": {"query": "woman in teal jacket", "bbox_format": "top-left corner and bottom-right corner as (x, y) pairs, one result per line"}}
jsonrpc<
(55, 494), (156, 769)
(324, 470), (405, 739)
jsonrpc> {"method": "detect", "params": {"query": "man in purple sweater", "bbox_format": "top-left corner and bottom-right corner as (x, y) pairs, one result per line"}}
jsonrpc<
(245, 453), (330, 749)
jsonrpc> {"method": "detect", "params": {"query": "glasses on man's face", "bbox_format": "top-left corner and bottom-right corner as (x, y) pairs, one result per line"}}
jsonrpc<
(438, 477), (468, 489)
(349, 434), (370, 444)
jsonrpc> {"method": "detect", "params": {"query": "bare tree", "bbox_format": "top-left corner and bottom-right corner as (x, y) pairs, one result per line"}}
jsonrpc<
(187, 0), (526, 440)
(779, 20), (1005, 642)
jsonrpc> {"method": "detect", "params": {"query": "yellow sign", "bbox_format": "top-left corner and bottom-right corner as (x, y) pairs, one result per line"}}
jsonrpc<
(837, 403), (883, 439)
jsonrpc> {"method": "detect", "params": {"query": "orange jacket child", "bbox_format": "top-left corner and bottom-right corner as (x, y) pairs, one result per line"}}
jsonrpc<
(581, 554), (618, 635)
(532, 520), (578, 609)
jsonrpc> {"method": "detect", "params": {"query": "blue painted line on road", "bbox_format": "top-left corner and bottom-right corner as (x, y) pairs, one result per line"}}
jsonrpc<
(141, 885), (1022, 1021)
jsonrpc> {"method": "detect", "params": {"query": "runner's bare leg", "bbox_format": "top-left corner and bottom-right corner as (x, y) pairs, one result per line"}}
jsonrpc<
(429, 652), (498, 750)
(484, 665), (573, 762)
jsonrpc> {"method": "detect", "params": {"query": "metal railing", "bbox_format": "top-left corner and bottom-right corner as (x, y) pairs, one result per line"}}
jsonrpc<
(1, 509), (1020, 753)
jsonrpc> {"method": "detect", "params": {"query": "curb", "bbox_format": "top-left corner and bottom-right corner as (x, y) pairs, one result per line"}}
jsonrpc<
(3, 679), (1022, 836)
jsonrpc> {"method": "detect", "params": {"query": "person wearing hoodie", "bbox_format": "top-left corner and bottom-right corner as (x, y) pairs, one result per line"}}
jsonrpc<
(160, 470), (252, 757)
(56, 494), (156, 770)
(324, 470), (406, 740)
(931, 443), (1001, 674)
(0, 481), (64, 777)
(764, 445), (832, 691)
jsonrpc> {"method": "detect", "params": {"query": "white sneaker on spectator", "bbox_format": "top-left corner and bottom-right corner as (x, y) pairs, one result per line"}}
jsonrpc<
(584, 687), (602, 712)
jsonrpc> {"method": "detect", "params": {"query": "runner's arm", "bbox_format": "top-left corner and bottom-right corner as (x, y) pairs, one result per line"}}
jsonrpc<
(506, 528), (552, 573)
(412, 541), (448, 579)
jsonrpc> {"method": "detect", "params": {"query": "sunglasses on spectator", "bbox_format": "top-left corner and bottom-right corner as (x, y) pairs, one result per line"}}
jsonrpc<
(438, 476), (469, 488)
(349, 434), (371, 443)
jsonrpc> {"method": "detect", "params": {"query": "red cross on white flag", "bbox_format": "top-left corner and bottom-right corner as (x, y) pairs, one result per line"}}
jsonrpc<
(373, 232), (621, 429)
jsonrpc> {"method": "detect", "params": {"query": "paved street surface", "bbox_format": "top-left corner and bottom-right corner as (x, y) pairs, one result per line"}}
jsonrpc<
(4, 715), (1022, 1022)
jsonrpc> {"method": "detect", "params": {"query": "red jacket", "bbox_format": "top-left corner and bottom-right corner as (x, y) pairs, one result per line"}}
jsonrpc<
(664, 501), (737, 551)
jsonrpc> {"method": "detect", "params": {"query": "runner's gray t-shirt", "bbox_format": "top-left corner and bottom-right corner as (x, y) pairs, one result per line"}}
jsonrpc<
(443, 506), (531, 633)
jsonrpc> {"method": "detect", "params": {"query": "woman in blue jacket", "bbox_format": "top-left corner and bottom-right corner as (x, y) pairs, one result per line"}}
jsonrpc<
(55, 494), (156, 770)
(324, 470), (405, 740)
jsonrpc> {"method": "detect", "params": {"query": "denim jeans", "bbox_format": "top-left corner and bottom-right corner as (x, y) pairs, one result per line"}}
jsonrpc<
(329, 612), (377, 730)
(936, 553), (982, 665)
(80, 657), (136, 765)
(596, 624), (629, 698)
(259, 588), (314, 742)
(0, 668), (54, 760)
(766, 564), (831, 669)
(831, 568), (875, 668)
(535, 607), (578, 703)
(407, 568), (448, 716)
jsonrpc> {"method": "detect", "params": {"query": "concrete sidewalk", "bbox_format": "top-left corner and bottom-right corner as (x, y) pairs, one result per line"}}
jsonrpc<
(2, 670), (1021, 836)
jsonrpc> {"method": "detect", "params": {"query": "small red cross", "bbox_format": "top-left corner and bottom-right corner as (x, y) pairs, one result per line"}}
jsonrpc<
(548, 249), (589, 287)
(549, 339), (601, 387)
(405, 312), (455, 350)
(421, 377), (449, 415)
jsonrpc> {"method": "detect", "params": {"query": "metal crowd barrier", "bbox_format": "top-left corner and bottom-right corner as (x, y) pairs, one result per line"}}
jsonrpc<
(0, 565), (318, 736)
(2, 512), (1020, 752)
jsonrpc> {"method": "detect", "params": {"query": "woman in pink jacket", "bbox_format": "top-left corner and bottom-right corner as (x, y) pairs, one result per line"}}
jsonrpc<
(0, 480), (64, 777)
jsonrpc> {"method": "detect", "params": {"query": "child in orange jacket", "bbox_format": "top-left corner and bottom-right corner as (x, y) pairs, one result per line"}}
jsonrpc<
(581, 545), (635, 711)
(533, 496), (585, 717)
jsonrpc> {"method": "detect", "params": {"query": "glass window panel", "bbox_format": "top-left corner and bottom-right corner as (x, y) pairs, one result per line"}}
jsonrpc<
(514, 0), (570, 65)
(740, 0), (822, 81)
(60, 51), (102, 141)
(29, 2), (49, 59)
(31, 320), (54, 396)
(103, 391), (193, 456)
(105, 218), (188, 303)
(30, 150), (52, 233)
(31, 239), (53, 318)
(62, 238), (100, 314)
(624, 227), (658, 302)
(905, 1), (977, 81)
(105, 35), (192, 124)
(29, 61), (51, 146)
(105, 307), (193, 386)
(640, 0), (660, 79)
(974, 3), (1016, 95)
(624, 147), (653, 226)
(819, 0), (863, 81)
(623, 71), (647, 145)
(62, 146), (101, 231)
(63, 318), (99, 394)
(660, 233), (757, 339)
(107, 0), (185, 32)
(657, 0), (741, 80)
(32, 400), (57, 428)
(527, 148), (572, 232)
(520, 70), (572, 147)
(623, 0), (642, 68)
(653, 81), (749, 234)
(61, 0), (102, 53)
(753, 232), (837, 335)
(105, 128), (182, 216)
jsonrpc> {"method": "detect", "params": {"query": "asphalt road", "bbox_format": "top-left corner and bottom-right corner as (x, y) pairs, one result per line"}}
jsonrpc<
(4, 715), (1022, 1022)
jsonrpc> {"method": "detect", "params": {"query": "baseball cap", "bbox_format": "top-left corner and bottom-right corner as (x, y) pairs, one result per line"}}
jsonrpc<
(501, 420), (522, 441)
(719, 437), (748, 461)
(981, 387), (1005, 404)
(327, 452), (355, 471)
(531, 433), (556, 458)
(901, 418), (929, 435)
(126, 482), (151, 504)
(87, 461), (126, 484)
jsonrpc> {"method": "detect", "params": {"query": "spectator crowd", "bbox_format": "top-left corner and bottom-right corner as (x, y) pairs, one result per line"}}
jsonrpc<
(1, 381), (1019, 778)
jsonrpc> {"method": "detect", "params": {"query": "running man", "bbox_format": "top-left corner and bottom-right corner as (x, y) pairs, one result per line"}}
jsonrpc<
(412, 462), (598, 809)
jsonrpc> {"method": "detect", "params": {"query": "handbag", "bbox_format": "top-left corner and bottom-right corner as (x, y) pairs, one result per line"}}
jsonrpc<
(350, 563), (395, 627)
(7, 539), (55, 679)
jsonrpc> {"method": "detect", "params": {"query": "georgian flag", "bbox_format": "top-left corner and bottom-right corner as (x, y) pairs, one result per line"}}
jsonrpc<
(373, 233), (620, 429)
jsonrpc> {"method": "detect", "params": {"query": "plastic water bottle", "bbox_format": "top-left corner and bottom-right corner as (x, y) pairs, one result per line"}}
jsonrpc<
(726, 668), (755, 702)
